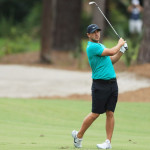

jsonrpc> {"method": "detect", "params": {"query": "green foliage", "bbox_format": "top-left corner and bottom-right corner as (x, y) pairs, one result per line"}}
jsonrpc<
(0, 2), (42, 39)
(103, 38), (118, 48)
(0, 36), (40, 57)
(0, 16), (14, 37)
(0, 98), (150, 150)
(80, 11), (92, 38)
(105, 2), (129, 38)
(2, 35), (30, 54)
(0, 0), (41, 23)
(0, 2), (41, 56)
(23, 2), (42, 38)
(122, 35), (142, 66)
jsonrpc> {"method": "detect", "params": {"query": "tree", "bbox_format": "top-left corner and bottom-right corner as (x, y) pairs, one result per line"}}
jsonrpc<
(137, 0), (150, 63)
(40, 0), (52, 63)
(52, 0), (82, 51)
(92, 0), (106, 41)
(0, 0), (41, 23)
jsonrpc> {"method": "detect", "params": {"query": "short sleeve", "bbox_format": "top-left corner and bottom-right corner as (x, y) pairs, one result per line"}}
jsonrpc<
(89, 43), (105, 56)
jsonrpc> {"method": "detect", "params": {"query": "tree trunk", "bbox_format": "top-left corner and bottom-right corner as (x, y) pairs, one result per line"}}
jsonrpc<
(52, 0), (82, 51)
(40, 0), (52, 63)
(137, 0), (150, 63)
(92, 0), (106, 42)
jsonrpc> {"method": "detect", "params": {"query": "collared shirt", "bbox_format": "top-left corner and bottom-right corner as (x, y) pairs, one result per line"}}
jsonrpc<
(86, 41), (116, 80)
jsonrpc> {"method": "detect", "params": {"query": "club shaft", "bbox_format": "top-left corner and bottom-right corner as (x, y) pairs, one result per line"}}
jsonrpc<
(95, 4), (120, 39)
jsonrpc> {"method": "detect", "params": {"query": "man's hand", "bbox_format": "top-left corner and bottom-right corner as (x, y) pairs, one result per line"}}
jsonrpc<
(118, 38), (126, 47)
(123, 43), (128, 50)
(120, 43), (128, 53)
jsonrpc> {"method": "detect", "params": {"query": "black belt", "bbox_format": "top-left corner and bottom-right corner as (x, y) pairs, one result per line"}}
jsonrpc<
(93, 78), (116, 84)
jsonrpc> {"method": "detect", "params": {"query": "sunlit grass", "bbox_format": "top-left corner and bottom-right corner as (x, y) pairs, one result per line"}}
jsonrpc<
(0, 98), (150, 150)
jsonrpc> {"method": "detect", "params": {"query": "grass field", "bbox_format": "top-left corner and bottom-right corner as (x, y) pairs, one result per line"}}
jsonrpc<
(0, 98), (150, 150)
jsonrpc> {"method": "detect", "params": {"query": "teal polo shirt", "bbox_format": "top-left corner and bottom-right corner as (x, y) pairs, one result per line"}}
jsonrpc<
(86, 41), (116, 80)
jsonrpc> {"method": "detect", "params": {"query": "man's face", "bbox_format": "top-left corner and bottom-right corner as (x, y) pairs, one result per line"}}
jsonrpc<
(87, 30), (100, 43)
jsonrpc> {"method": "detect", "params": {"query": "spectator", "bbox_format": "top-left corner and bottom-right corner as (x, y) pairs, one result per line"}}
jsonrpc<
(128, 0), (143, 34)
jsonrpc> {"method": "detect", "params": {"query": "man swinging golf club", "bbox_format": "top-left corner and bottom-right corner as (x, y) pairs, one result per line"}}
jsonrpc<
(71, 24), (127, 149)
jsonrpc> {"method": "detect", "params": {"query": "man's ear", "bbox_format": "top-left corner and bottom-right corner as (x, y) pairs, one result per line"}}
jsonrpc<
(87, 33), (90, 38)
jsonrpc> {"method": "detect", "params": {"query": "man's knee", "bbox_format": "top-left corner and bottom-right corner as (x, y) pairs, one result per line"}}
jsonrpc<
(91, 113), (100, 120)
(106, 111), (114, 119)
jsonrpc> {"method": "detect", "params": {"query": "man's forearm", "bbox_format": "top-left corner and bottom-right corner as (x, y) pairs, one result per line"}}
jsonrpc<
(110, 51), (123, 64)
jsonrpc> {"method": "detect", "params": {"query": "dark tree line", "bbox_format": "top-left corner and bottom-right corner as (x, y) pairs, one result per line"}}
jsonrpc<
(41, 0), (82, 63)
(0, 0), (149, 64)
(41, 0), (150, 64)
(40, 0), (106, 63)
(0, 0), (40, 23)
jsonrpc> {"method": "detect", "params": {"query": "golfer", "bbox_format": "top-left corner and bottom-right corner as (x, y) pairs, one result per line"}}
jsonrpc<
(72, 24), (127, 149)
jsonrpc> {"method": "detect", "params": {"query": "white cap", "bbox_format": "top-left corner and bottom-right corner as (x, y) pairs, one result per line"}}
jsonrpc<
(132, 0), (140, 5)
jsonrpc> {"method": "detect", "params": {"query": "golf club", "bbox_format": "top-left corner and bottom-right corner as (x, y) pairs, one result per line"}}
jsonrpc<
(89, 1), (128, 50)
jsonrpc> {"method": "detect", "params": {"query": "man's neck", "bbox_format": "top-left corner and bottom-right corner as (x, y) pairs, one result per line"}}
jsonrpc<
(90, 39), (99, 43)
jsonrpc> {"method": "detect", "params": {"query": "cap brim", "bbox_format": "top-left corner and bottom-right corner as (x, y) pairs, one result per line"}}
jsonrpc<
(90, 28), (101, 33)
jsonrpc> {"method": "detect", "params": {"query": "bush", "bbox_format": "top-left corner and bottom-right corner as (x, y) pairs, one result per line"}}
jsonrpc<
(0, 2), (41, 56)
(23, 2), (42, 38)
(0, 28), (40, 57)
(0, 35), (30, 55)
(0, 16), (14, 37)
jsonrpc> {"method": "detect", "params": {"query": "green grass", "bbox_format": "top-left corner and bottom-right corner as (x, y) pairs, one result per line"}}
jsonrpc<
(0, 98), (150, 150)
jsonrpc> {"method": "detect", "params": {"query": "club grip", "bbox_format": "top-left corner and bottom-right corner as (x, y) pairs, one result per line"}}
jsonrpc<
(124, 43), (128, 50)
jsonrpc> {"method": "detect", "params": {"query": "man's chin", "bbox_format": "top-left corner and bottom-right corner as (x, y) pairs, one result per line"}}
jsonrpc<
(91, 39), (99, 43)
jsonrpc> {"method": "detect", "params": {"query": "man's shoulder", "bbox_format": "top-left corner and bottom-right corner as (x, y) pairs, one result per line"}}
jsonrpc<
(87, 41), (101, 50)
(99, 43), (106, 49)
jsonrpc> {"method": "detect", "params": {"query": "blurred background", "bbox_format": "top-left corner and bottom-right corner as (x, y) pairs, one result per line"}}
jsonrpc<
(0, 0), (149, 70)
(0, 1), (150, 149)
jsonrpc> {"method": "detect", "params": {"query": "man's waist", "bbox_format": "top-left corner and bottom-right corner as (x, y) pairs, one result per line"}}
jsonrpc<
(93, 78), (116, 84)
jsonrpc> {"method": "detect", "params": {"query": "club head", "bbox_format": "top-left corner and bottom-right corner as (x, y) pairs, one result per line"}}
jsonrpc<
(89, 2), (96, 5)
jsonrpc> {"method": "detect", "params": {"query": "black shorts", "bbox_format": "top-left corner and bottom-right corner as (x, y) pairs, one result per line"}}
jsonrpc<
(91, 78), (118, 114)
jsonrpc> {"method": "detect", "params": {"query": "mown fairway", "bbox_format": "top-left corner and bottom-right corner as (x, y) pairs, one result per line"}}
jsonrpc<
(0, 98), (150, 150)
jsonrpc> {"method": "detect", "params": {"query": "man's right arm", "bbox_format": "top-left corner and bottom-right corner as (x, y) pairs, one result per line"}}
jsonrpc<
(101, 38), (126, 56)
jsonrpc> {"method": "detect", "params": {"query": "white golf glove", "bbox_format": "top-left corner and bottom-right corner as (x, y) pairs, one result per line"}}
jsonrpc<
(120, 43), (128, 53)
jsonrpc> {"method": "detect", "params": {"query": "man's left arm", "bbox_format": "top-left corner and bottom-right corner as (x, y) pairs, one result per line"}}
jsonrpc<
(110, 45), (127, 64)
(110, 51), (123, 64)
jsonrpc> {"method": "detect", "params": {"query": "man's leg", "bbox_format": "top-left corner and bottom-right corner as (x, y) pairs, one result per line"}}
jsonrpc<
(77, 112), (100, 138)
(106, 110), (114, 142)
